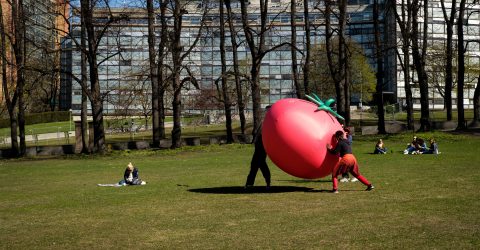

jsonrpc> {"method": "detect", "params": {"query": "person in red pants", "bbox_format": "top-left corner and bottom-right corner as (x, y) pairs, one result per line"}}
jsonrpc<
(326, 130), (374, 193)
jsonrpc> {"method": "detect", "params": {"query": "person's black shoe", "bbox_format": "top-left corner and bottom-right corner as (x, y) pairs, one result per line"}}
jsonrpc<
(366, 184), (375, 191)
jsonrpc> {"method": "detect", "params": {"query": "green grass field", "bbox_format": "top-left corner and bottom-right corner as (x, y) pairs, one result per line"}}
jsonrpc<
(1, 132), (479, 249)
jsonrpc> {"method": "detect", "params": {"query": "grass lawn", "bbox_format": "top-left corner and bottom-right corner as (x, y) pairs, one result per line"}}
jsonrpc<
(1, 132), (479, 249)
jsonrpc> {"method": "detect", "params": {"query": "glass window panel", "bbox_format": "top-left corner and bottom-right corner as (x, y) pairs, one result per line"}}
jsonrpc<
(270, 65), (280, 74)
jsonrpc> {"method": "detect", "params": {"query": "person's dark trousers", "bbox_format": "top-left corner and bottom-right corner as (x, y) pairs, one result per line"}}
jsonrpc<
(246, 153), (271, 186)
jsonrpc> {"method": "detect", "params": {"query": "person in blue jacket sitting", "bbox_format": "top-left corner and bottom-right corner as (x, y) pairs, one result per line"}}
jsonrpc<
(374, 139), (388, 154)
(423, 138), (439, 154)
(120, 162), (146, 185)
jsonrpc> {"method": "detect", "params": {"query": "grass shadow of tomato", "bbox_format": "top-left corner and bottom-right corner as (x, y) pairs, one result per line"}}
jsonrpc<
(277, 179), (331, 183)
(188, 186), (313, 194)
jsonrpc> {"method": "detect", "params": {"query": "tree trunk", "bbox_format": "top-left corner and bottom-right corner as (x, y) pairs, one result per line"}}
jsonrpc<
(80, 12), (89, 153)
(403, 45), (415, 130)
(374, 0), (386, 134)
(411, 0), (430, 131)
(240, 0), (265, 136)
(303, 0), (311, 96)
(81, 91), (89, 153)
(0, 1), (19, 156)
(12, 0), (26, 156)
(440, 0), (456, 121)
(290, 0), (303, 98)
(225, 0), (246, 135)
(0, 0), (20, 156)
(170, 0), (183, 149)
(157, 0), (168, 140)
(456, 0), (466, 130)
(420, 0), (430, 131)
(220, 0), (233, 143)
(325, 0), (345, 119)
(344, 49), (351, 126)
(168, 0), (207, 148)
(171, 72), (182, 149)
(393, 0), (414, 130)
(472, 74), (480, 127)
(147, 0), (160, 147)
(337, 0), (347, 120)
(82, 0), (106, 152)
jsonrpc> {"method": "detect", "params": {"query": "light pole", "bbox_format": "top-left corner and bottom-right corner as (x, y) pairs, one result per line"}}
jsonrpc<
(69, 109), (72, 132)
(360, 80), (363, 127)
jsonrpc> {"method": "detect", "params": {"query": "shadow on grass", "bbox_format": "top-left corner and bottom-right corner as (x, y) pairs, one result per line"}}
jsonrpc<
(276, 179), (331, 183)
(306, 189), (366, 193)
(188, 185), (314, 194)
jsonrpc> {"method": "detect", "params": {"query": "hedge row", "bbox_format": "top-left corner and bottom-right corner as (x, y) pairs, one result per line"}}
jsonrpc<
(0, 111), (71, 128)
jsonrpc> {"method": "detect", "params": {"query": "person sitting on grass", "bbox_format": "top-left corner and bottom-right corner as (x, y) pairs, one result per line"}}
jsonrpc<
(373, 139), (388, 154)
(121, 162), (146, 185)
(415, 138), (428, 154)
(422, 138), (440, 154)
(404, 136), (418, 154)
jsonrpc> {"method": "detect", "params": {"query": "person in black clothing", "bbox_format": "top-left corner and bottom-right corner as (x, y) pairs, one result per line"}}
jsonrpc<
(245, 106), (271, 190)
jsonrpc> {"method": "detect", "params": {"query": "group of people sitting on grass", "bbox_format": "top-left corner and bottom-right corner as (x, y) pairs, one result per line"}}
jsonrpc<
(372, 136), (439, 155)
(403, 136), (439, 155)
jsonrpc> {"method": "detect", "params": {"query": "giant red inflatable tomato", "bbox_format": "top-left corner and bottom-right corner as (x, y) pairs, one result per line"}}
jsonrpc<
(262, 98), (343, 179)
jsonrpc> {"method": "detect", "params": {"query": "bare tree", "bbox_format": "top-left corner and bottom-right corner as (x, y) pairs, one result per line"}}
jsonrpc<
(0, 1), (20, 156)
(147, 0), (170, 147)
(440, 0), (457, 121)
(309, 40), (376, 102)
(374, 0), (386, 134)
(239, 0), (290, 136)
(425, 43), (456, 104)
(225, 0), (246, 135)
(411, 0), (430, 131)
(323, 0), (348, 124)
(13, 0), (27, 156)
(136, 79), (152, 130)
(147, 0), (161, 147)
(470, 1), (480, 127)
(79, 4), (89, 153)
(339, 0), (351, 125)
(79, 0), (131, 153)
(392, 0), (414, 130)
(456, 0), (467, 130)
(0, 0), (28, 156)
(302, 0), (311, 96)
(157, 0), (169, 140)
(169, 0), (209, 149)
(219, 0), (233, 143)
(290, 0), (303, 98)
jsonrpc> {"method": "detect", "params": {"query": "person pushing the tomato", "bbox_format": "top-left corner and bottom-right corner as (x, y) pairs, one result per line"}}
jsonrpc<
(245, 105), (271, 191)
(326, 130), (374, 193)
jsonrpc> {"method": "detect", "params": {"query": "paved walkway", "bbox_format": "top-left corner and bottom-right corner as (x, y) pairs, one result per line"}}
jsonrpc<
(1, 121), (175, 145)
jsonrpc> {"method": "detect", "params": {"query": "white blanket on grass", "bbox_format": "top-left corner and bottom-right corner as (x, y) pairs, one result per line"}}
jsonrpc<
(97, 181), (125, 187)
